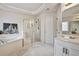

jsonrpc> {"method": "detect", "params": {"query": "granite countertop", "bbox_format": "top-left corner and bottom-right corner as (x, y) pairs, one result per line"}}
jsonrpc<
(57, 36), (79, 45)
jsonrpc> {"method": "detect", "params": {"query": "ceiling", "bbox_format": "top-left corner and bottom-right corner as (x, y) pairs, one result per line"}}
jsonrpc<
(0, 3), (58, 15)
(5, 3), (43, 11)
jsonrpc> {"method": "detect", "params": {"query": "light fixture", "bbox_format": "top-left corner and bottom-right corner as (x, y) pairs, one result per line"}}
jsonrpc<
(65, 3), (72, 6)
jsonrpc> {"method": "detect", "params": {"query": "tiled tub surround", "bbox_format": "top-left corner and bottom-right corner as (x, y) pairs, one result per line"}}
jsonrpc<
(0, 34), (23, 56)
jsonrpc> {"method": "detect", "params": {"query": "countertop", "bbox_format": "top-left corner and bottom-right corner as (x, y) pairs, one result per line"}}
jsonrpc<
(56, 36), (79, 45)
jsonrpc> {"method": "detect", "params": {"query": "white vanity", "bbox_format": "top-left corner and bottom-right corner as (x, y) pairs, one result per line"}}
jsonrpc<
(55, 4), (79, 56)
(55, 14), (79, 56)
(54, 35), (79, 56)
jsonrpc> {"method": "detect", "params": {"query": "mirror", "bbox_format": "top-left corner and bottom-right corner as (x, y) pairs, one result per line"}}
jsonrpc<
(62, 4), (79, 34)
(62, 20), (79, 34)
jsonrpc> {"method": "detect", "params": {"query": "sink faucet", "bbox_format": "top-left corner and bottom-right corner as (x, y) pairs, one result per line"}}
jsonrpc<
(69, 36), (75, 39)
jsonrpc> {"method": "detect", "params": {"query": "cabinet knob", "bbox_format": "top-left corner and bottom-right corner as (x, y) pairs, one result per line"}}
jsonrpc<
(63, 48), (69, 55)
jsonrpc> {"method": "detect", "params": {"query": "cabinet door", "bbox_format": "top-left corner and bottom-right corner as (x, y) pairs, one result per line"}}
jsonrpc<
(70, 48), (79, 56)
(54, 39), (62, 56)
(54, 39), (70, 56)
(54, 43), (63, 56)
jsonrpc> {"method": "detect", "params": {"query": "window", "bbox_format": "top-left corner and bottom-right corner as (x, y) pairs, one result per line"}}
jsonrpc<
(62, 22), (69, 31)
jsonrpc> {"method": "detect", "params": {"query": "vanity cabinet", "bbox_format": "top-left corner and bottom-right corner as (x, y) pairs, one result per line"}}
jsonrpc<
(69, 48), (79, 56)
(54, 38), (79, 56)
(54, 41), (63, 56)
(54, 39), (70, 56)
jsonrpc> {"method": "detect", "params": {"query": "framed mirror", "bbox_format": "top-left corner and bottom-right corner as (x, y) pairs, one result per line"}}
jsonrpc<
(62, 4), (79, 35)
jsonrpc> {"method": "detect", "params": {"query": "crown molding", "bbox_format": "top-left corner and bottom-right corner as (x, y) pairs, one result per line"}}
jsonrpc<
(62, 3), (78, 12)
(0, 3), (46, 15)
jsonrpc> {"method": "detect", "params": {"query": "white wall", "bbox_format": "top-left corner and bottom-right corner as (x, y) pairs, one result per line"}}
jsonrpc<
(56, 4), (62, 35)
(1, 11), (41, 43)
(0, 10), (35, 41)
(0, 11), (25, 38)
(39, 4), (62, 44)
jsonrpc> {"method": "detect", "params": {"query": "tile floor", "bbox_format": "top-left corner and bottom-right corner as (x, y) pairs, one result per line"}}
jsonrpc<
(12, 42), (54, 56)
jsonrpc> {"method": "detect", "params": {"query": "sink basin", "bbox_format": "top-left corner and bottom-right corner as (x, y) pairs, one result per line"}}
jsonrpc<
(62, 34), (79, 40)
(69, 36), (75, 39)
